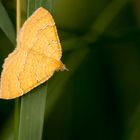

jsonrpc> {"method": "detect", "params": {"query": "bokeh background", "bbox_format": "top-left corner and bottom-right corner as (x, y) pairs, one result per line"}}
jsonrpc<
(0, 0), (140, 140)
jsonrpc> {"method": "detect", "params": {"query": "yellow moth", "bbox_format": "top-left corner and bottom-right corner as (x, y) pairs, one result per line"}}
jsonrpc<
(0, 7), (66, 99)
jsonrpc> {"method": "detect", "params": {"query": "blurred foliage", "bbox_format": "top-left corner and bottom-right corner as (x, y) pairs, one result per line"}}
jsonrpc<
(0, 0), (140, 140)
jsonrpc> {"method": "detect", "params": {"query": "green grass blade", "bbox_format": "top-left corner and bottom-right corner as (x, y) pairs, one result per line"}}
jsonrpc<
(16, 0), (53, 140)
(40, 0), (53, 11)
(84, 0), (131, 43)
(0, 2), (16, 45)
(19, 83), (47, 140)
(91, 0), (131, 33)
(27, 0), (35, 17)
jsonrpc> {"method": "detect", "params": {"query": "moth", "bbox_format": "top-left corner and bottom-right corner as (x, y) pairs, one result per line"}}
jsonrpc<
(0, 7), (66, 99)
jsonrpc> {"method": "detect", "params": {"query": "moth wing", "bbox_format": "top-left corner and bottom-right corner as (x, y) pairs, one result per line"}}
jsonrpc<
(0, 50), (63, 99)
(18, 51), (63, 96)
(17, 7), (62, 60)
(0, 50), (28, 99)
(0, 7), (65, 100)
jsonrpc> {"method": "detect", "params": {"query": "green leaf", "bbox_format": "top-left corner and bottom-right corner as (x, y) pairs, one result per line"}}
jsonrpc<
(27, 0), (35, 17)
(15, 0), (52, 140)
(18, 83), (47, 140)
(0, 2), (15, 45)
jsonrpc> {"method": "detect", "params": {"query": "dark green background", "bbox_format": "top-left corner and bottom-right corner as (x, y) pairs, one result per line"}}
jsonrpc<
(0, 0), (140, 140)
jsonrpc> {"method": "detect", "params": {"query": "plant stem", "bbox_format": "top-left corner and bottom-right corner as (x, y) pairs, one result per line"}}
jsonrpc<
(16, 0), (21, 33)
(15, 0), (21, 140)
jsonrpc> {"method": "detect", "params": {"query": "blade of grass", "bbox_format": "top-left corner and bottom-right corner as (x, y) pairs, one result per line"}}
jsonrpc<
(14, 1), (21, 140)
(91, 0), (131, 33)
(40, 0), (53, 11)
(15, 0), (53, 140)
(84, 0), (131, 43)
(0, 1), (16, 45)
(27, 0), (35, 17)
(18, 83), (47, 140)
